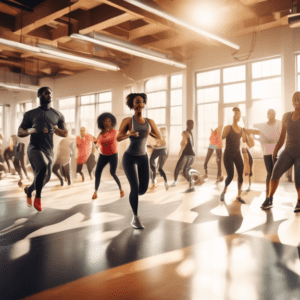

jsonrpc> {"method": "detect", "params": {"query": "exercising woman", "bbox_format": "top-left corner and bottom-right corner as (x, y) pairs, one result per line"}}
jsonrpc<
(117, 93), (161, 229)
(261, 92), (300, 212)
(92, 112), (124, 200)
(148, 126), (169, 191)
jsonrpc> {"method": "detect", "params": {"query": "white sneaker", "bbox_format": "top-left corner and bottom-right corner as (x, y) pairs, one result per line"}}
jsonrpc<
(170, 181), (177, 187)
(131, 216), (144, 229)
(164, 182), (169, 191)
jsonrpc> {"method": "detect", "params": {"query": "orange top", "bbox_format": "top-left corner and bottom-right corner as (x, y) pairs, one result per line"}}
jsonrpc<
(97, 129), (118, 155)
(76, 134), (93, 164)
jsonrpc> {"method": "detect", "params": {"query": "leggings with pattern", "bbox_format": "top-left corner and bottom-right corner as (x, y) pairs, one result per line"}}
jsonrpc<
(174, 155), (195, 182)
(95, 153), (121, 191)
(122, 152), (149, 216)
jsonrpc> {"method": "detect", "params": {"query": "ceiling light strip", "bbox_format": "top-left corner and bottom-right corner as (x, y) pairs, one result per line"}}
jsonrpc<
(124, 0), (240, 50)
(0, 83), (39, 92)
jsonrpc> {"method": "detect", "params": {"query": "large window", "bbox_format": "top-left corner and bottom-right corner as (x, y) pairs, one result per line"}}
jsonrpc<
(196, 57), (282, 156)
(170, 74), (183, 154)
(123, 86), (134, 115)
(16, 102), (33, 130)
(58, 98), (76, 135)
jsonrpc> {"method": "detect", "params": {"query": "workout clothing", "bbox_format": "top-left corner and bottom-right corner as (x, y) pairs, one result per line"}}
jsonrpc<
(123, 152), (149, 216)
(97, 129), (118, 155)
(263, 155), (273, 183)
(224, 126), (243, 187)
(126, 116), (150, 156)
(4, 146), (15, 172)
(150, 148), (168, 183)
(182, 131), (195, 156)
(20, 106), (65, 157)
(77, 153), (96, 176)
(209, 131), (222, 149)
(204, 148), (222, 177)
(13, 143), (29, 180)
(77, 134), (94, 164)
(95, 153), (121, 191)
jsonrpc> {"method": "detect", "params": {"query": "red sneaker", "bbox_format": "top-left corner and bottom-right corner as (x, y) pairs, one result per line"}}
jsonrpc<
(92, 192), (97, 200)
(34, 197), (42, 212)
(24, 186), (32, 207)
(120, 190), (125, 198)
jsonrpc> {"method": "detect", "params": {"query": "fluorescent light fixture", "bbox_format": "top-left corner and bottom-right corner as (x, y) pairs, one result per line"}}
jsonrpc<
(0, 37), (120, 71)
(71, 33), (186, 68)
(0, 83), (39, 92)
(37, 44), (120, 71)
(124, 0), (240, 50)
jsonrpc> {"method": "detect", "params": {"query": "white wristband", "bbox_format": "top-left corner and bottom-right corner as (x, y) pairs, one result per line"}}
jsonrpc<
(27, 128), (35, 134)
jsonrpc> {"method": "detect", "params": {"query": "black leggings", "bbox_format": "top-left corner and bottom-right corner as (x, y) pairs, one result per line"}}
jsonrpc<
(150, 148), (168, 184)
(13, 153), (29, 180)
(53, 163), (71, 185)
(174, 155), (195, 182)
(263, 155), (273, 184)
(77, 153), (96, 176)
(95, 153), (122, 191)
(224, 150), (244, 188)
(122, 152), (149, 216)
(204, 148), (222, 177)
(27, 149), (53, 198)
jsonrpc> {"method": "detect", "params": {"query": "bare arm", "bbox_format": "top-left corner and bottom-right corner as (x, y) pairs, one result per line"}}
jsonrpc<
(148, 119), (162, 140)
(179, 131), (188, 157)
(221, 125), (231, 140)
(245, 128), (260, 135)
(18, 126), (37, 138)
(242, 129), (247, 143)
(53, 125), (68, 137)
(117, 118), (138, 142)
(273, 113), (288, 161)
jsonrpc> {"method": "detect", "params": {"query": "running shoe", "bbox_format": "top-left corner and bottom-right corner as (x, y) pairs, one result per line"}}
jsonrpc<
(164, 182), (169, 191)
(120, 190), (125, 198)
(216, 176), (223, 183)
(170, 181), (177, 187)
(92, 192), (97, 200)
(236, 197), (246, 204)
(261, 197), (273, 210)
(131, 216), (144, 229)
(294, 202), (300, 213)
(34, 197), (42, 212)
(24, 185), (32, 207)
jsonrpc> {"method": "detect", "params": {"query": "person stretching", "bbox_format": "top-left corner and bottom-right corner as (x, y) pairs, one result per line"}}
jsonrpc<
(117, 93), (161, 229)
(261, 92), (300, 212)
(171, 120), (196, 190)
(92, 112), (124, 200)
(18, 87), (68, 211)
(76, 127), (96, 181)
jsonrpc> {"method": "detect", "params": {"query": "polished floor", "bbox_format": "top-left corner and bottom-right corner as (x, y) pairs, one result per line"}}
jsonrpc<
(1, 169), (300, 300)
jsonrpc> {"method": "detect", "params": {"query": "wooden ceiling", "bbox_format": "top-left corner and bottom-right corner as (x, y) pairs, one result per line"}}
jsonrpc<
(0, 0), (292, 78)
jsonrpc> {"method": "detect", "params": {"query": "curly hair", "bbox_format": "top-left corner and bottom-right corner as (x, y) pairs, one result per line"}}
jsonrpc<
(126, 93), (147, 109)
(97, 112), (117, 130)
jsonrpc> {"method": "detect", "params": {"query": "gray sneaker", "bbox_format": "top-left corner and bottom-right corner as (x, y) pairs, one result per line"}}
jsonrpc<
(131, 216), (145, 229)
(170, 181), (177, 187)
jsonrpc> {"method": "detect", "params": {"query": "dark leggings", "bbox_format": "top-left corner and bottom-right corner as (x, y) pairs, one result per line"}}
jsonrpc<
(122, 152), (149, 216)
(204, 148), (222, 177)
(27, 149), (53, 198)
(243, 148), (253, 177)
(95, 153), (122, 191)
(53, 163), (71, 185)
(263, 155), (273, 184)
(77, 153), (96, 176)
(174, 155), (195, 182)
(224, 150), (244, 188)
(13, 153), (29, 180)
(150, 148), (168, 183)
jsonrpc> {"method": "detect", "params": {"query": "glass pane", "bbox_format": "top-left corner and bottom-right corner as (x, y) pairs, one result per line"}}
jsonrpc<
(196, 69), (220, 87)
(252, 58), (281, 79)
(99, 102), (112, 113)
(171, 89), (182, 106)
(59, 98), (76, 109)
(197, 87), (219, 104)
(223, 83), (245, 103)
(197, 103), (218, 156)
(81, 94), (95, 105)
(80, 120), (95, 137)
(170, 106), (182, 125)
(147, 91), (166, 109)
(61, 108), (75, 123)
(99, 92), (112, 103)
(171, 74), (182, 88)
(252, 78), (281, 100)
(298, 74), (300, 90)
(25, 102), (32, 111)
(223, 65), (245, 83)
(147, 108), (166, 125)
(251, 99), (282, 125)
(169, 125), (182, 154)
(223, 104), (246, 127)
(145, 76), (167, 93)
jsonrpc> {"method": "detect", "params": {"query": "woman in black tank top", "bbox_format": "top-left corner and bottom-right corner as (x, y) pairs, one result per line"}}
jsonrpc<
(117, 93), (161, 229)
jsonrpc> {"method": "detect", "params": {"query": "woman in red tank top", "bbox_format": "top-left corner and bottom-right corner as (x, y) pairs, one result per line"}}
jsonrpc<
(92, 113), (124, 200)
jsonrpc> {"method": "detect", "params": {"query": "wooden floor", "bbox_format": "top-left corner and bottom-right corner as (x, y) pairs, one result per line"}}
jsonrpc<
(1, 169), (300, 300)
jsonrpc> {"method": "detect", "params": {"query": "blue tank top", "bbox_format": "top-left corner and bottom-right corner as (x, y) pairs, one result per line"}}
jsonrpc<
(126, 116), (150, 156)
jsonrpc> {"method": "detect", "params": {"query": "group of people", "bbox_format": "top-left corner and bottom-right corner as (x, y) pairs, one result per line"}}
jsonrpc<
(12, 87), (300, 230)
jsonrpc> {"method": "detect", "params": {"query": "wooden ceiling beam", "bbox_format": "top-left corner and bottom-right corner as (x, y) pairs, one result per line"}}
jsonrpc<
(129, 23), (165, 41)
(0, 11), (15, 31)
(14, 0), (83, 35)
